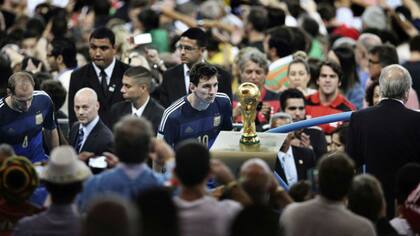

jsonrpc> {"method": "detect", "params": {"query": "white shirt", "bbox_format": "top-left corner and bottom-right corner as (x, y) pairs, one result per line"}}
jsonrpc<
(78, 116), (99, 150)
(183, 64), (190, 94)
(131, 96), (150, 117)
(277, 146), (298, 186)
(92, 58), (116, 87)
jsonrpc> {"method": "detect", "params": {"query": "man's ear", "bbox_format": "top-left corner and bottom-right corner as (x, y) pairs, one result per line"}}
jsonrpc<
(189, 82), (196, 93)
(57, 55), (63, 64)
(6, 88), (12, 96)
(338, 81), (342, 88)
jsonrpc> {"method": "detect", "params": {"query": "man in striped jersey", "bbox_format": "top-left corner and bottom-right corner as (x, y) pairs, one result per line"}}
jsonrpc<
(0, 72), (59, 163)
(158, 63), (232, 148)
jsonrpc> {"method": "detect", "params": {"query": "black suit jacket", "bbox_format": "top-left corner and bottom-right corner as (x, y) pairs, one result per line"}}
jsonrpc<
(68, 60), (130, 128)
(69, 119), (114, 155)
(159, 64), (232, 108)
(275, 146), (316, 186)
(346, 99), (420, 217)
(109, 98), (165, 134)
(303, 127), (328, 161)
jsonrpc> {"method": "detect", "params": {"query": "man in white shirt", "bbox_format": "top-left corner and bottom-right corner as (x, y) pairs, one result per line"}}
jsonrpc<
(69, 88), (113, 168)
(110, 66), (164, 133)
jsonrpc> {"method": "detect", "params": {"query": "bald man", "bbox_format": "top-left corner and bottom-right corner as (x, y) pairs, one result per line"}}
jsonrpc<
(69, 88), (114, 161)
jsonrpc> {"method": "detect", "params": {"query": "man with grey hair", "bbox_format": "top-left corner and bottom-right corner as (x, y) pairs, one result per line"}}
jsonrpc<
(232, 49), (280, 130)
(354, 33), (382, 89)
(346, 64), (420, 218)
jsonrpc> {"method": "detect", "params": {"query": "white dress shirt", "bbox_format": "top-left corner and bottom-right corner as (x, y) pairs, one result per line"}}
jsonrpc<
(277, 146), (298, 186)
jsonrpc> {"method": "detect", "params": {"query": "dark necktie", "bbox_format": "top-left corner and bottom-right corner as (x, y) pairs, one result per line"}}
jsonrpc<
(100, 69), (108, 95)
(76, 128), (84, 153)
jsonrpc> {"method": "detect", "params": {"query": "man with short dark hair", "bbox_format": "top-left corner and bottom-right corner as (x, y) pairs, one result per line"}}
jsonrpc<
(280, 152), (376, 236)
(174, 140), (243, 236)
(305, 60), (355, 134)
(47, 38), (78, 117)
(110, 66), (164, 133)
(159, 27), (232, 107)
(68, 27), (130, 128)
(0, 72), (59, 163)
(158, 62), (232, 148)
(346, 65), (420, 218)
(77, 116), (170, 212)
(279, 88), (327, 160)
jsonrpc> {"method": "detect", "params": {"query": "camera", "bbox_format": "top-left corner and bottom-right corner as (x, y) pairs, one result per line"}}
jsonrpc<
(88, 156), (108, 169)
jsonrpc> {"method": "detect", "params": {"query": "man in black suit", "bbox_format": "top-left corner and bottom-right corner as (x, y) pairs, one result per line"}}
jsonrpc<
(279, 88), (328, 161)
(68, 27), (130, 128)
(271, 112), (316, 188)
(69, 88), (113, 160)
(110, 66), (164, 134)
(159, 27), (232, 108)
(346, 65), (420, 218)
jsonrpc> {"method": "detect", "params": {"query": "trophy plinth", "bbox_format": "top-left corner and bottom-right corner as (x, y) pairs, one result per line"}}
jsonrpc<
(210, 131), (287, 175)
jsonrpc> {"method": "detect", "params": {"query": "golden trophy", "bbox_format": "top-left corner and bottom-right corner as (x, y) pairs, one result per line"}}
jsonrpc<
(237, 82), (260, 145)
(210, 82), (287, 174)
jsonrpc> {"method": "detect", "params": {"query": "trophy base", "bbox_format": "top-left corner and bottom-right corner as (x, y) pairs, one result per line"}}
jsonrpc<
(240, 134), (260, 145)
(211, 131), (287, 176)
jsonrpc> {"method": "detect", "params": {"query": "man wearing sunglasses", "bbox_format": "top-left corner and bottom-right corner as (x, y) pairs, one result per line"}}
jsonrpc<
(280, 88), (327, 161)
(0, 72), (59, 163)
(159, 27), (232, 108)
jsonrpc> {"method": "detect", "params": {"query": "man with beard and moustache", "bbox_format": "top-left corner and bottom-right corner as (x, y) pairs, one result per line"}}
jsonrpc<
(158, 63), (232, 148)
(68, 27), (130, 128)
(0, 72), (58, 163)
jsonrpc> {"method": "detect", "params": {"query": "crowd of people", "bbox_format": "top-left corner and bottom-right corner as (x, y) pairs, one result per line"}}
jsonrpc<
(0, 0), (420, 235)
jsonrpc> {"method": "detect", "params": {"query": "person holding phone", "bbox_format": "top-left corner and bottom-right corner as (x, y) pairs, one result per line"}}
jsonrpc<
(69, 88), (113, 172)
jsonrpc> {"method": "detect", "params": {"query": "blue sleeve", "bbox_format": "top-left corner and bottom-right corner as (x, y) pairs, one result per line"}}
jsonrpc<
(221, 97), (233, 131)
(346, 83), (365, 110)
(158, 116), (178, 148)
(42, 94), (57, 130)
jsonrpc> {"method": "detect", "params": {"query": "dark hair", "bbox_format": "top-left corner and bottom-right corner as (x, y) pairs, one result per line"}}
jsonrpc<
(124, 66), (154, 92)
(266, 26), (294, 58)
(348, 174), (384, 222)
(307, 57), (322, 88)
(137, 187), (179, 236)
(332, 46), (360, 92)
(180, 27), (208, 48)
(409, 35), (420, 52)
(302, 16), (319, 38)
(318, 60), (343, 82)
(333, 124), (349, 146)
(396, 163), (420, 204)
(175, 140), (210, 187)
(230, 205), (281, 236)
(267, 7), (285, 29)
(44, 181), (83, 204)
(189, 62), (218, 86)
(369, 44), (398, 67)
(51, 38), (78, 68)
(40, 79), (67, 112)
(288, 180), (312, 202)
(247, 6), (268, 33)
(317, 152), (355, 201)
(89, 27), (115, 46)
(279, 88), (305, 111)
(113, 116), (154, 164)
(365, 80), (379, 107)
(0, 53), (12, 97)
(138, 8), (160, 32)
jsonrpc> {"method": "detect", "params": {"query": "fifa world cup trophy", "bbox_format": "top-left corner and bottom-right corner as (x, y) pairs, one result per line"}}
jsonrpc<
(237, 82), (261, 145)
